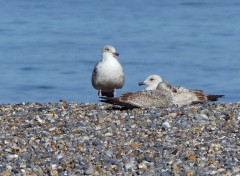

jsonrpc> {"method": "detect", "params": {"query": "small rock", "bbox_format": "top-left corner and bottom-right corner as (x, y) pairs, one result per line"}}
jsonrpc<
(162, 121), (171, 129)
(84, 165), (94, 175)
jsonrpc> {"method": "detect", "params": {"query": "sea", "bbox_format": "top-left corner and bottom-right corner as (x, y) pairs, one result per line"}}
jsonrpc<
(0, 0), (239, 104)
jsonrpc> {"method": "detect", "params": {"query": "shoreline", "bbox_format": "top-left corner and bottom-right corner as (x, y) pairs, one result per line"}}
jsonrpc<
(0, 102), (239, 175)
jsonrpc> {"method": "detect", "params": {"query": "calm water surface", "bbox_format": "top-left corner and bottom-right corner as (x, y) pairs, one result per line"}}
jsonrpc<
(0, 0), (239, 103)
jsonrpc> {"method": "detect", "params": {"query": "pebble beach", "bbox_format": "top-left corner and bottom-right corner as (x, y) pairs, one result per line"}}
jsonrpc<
(0, 101), (239, 175)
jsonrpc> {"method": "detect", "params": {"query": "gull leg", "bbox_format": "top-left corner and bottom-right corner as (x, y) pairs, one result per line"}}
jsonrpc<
(114, 89), (116, 97)
(98, 90), (102, 97)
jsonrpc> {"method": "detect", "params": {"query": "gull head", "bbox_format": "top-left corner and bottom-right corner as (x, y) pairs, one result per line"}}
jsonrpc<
(156, 82), (173, 91)
(102, 45), (119, 57)
(138, 75), (163, 90)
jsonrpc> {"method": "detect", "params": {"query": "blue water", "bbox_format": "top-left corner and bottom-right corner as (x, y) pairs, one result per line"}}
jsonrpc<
(0, 0), (240, 103)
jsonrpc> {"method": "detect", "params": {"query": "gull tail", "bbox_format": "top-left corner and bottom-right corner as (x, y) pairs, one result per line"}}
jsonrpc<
(207, 95), (224, 101)
(99, 96), (137, 109)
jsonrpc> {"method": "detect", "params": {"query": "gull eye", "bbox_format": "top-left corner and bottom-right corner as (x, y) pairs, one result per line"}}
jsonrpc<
(150, 78), (154, 81)
(166, 83), (171, 88)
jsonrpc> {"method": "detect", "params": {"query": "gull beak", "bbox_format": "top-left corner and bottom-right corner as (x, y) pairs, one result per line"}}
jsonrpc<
(138, 82), (145, 86)
(114, 52), (119, 56)
(172, 88), (177, 93)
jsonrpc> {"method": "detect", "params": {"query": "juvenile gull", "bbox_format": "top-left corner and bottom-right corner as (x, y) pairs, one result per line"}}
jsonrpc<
(173, 89), (224, 106)
(138, 74), (224, 106)
(92, 45), (125, 97)
(138, 74), (188, 92)
(100, 82), (174, 109)
(138, 75), (163, 90)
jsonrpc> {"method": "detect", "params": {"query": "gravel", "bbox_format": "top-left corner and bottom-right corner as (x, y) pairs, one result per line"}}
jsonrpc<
(0, 100), (239, 175)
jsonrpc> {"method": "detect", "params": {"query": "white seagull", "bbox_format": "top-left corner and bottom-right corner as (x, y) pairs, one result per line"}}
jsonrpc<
(138, 75), (163, 90)
(138, 74), (224, 106)
(100, 82), (174, 109)
(92, 45), (125, 97)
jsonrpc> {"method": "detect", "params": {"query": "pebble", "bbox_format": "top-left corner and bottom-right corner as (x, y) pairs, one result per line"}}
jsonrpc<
(84, 165), (94, 175)
(162, 121), (171, 129)
(0, 101), (239, 175)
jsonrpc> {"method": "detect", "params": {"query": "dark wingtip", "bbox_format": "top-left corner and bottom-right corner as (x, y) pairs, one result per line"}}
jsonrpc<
(99, 96), (117, 104)
(99, 96), (107, 102)
(100, 90), (114, 98)
(99, 96), (138, 109)
(207, 95), (224, 101)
